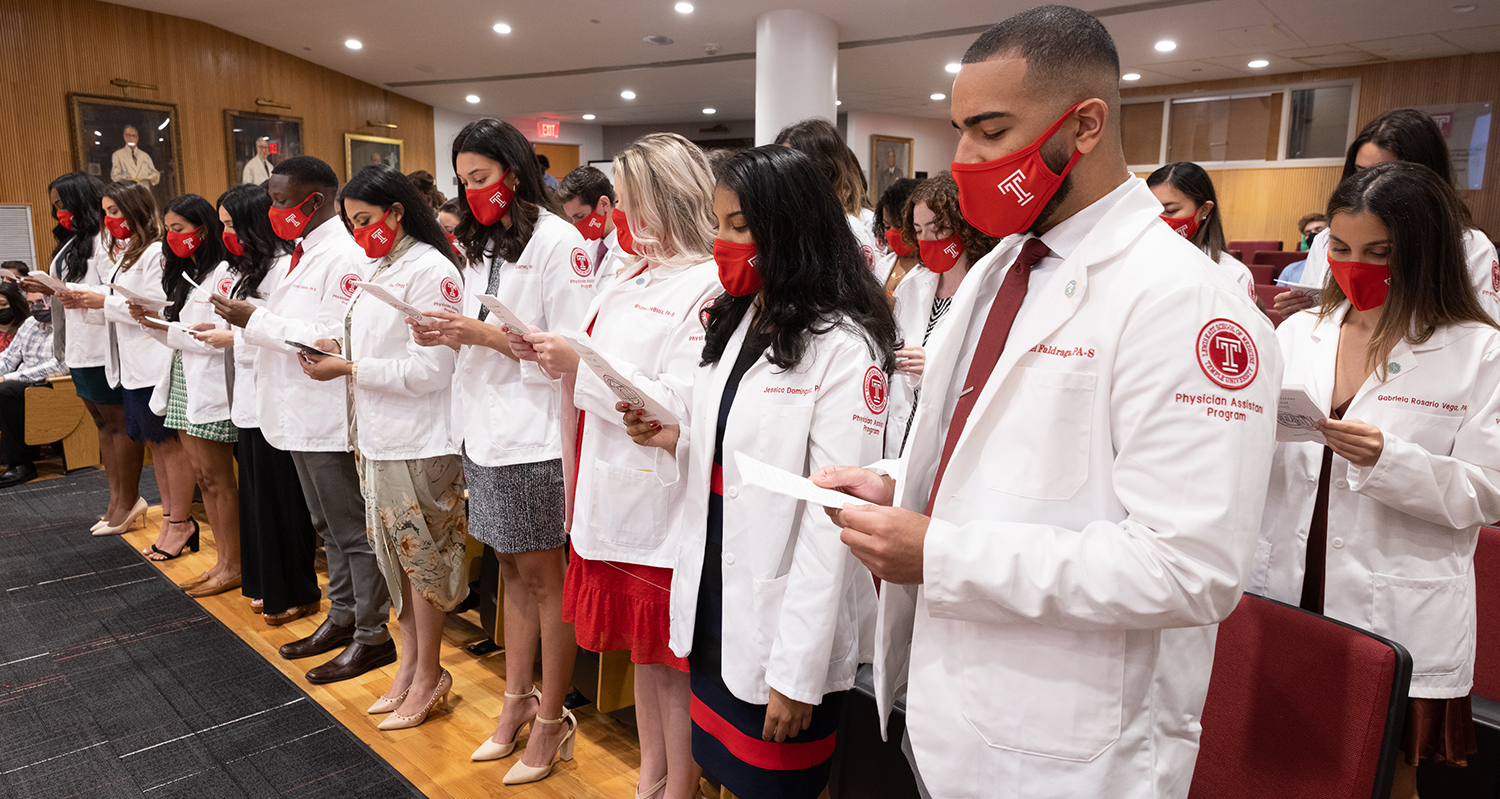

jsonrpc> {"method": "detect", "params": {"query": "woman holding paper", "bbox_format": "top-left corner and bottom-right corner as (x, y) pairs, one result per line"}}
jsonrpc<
(130, 193), (243, 595)
(408, 119), (593, 777)
(298, 165), (466, 730)
(1250, 162), (1500, 795)
(621, 144), (896, 798)
(519, 132), (721, 799)
(66, 181), (198, 560)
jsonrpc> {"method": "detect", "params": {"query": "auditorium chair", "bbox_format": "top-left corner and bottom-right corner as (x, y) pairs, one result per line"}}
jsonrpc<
(1472, 527), (1500, 723)
(1227, 248), (1244, 263)
(1247, 264), (1275, 285)
(1229, 240), (1282, 258)
(1187, 593), (1411, 799)
(1253, 285), (1284, 327)
(22, 374), (100, 471)
(1250, 250), (1306, 279)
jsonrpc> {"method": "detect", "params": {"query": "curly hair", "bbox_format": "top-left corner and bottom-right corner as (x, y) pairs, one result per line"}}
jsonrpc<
(902, 173), (997, 263)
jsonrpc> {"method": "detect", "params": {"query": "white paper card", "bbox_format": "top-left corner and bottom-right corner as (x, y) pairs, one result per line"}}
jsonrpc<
(352, 281), (440, 322)
(735, 451), (867, 510)
(1276, 384), (1328, 444)
(284, 340), (343, 360)
(31, 272), (69, 293)
(106, 283), (168, 312)
(561, 333), (679, 425)
(475, 293), (531, 332)
(1273, 278), (1322, 305)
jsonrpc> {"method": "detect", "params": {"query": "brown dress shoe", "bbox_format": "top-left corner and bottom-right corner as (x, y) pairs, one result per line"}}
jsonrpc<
(278, 618), (354, 660)
(305, 639), (398, 685)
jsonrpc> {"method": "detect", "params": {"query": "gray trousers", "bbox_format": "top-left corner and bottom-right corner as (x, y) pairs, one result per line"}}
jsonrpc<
(290, 450), (391, 645)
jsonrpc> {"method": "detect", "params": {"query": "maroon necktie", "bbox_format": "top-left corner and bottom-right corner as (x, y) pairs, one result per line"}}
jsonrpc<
(287, 242), (304, 275)
(926, 238), (1051, 514)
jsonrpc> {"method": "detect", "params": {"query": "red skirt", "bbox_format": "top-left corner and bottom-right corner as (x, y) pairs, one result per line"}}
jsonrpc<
(562, 544), (688, 672)
(1402, 696), (1478, 767)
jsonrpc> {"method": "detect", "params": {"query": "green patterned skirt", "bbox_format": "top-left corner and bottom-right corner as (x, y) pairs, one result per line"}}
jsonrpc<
(164, 351), (238, 443)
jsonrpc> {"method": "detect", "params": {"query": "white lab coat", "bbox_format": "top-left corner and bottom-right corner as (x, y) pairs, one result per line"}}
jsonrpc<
(147, 261), (233, 424)
(453, 210), (595, 467)
(592, 228), (632, 295)
(228, 255), (290, 429)
(1300, 227), (1500, 321)
(884, 265), (941, 459)
(1217, 251), (1258, 306)
(849, 214), (877, 272)
(53, 232), (112, 369)
(664, 314), (886, 706)
(242, 221), (371, 452)
(1248, 307), (1500, 698)
(875, 178), (1282, 799)
(563, 258), (721, 566)
(101, 243), (171, 390)
(340, 241), (462, 461)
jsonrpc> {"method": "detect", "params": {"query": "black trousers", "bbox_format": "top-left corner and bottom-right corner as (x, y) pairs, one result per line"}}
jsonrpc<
(0, 380), (45, 466)
(237, 426), (321, 614)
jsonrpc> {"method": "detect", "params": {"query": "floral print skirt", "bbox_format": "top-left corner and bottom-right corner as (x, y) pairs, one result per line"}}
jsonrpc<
(360, 453), (468, 615)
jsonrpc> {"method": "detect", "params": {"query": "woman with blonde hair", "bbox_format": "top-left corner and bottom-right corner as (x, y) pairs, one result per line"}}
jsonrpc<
(515, 132), (721, 798)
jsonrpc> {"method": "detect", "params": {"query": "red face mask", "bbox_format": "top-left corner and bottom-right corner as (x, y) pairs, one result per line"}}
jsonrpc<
(884, 227), (913, 257)
(713, 239), (762, 297)
(1160, 209), (1201, 240)
(104, 214), (131, 241)
(166, 227), (203, 258)
(950, 103), (1083, 238)
(612, 208), (637, 255)
(574, 207), (608, 241)
(222, 229), (244, 256)
(269, 193), (319, 241)
(351, 208), (399, 259)
(56, 209), (74, 231)
(445, 231), (457, 246)
(465, 171), (513, 226)
(1328, 256), (1390, 311)
(918, 234), (965, 273)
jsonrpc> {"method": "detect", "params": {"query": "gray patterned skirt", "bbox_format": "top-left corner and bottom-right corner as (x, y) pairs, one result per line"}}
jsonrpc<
(462, 453), (567, 554)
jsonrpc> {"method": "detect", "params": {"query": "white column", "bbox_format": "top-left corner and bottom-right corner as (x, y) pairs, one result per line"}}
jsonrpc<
(754, 10), (838, 146)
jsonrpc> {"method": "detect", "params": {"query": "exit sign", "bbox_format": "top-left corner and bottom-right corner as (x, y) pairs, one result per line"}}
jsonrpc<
(537, 120), (560, 139)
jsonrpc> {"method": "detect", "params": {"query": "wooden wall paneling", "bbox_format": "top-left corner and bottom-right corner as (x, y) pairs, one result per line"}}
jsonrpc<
(0, 0), (436, 266)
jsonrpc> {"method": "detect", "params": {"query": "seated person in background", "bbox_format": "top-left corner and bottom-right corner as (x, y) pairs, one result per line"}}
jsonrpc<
(0, 291), (66, 487)
(1296, 212), (1327, 251)
(0, 281), (26, 351)
(0, 261), (28, 285)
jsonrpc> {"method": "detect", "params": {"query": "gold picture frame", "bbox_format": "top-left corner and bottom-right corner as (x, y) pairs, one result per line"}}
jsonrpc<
(67, 93), (184, 205)
(344, 133), (404, 181)
(869, 134), (914, 203)
(225, 110), (303, 187)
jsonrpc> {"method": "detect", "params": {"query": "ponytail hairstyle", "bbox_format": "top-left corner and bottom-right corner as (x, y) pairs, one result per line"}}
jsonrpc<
(1319, 161), (1494, 378)
(451, 118), (559, 267)
(611, 133), (716, 267)
(1146, 162), (1229, 263)
(217, 183), (291, 300)
(340, 165), (459, 266)
(160, 194), (226, 322)
(702, 145), (897, 373)
(103, 181), (163, 271)
(48, 171), (104, 282)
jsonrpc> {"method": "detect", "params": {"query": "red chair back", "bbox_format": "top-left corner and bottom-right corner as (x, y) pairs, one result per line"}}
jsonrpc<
(1227, 249), (1244, 263)
(1247, 264), (1274, 285)
(1253, 284), (1285, 327)
(1473, 527), (1500, 700)
(1188, 593), (1411, 799)
(1251, 250), (1306, 279)
(1230, 240), (1283, 257)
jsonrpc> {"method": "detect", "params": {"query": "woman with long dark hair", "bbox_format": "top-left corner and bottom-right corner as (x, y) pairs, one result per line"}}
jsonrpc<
(871, 177), (921, 294)
(301, 164), (467, 730)
(1276, 109), (1500, 321)
(1251, 161), (1500, 799)
(775, 118), (880, 272)
(22, 173), (145, 522)
(191, 184), (321, 623)
(409, 119), (594, 778)
(624, 144), (896, 798)
(1147, 162), (1256, 305)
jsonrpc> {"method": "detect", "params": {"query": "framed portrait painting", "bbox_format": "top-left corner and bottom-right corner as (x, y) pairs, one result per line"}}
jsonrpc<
(68, 93), (182, 207)
(869, 135), (914, 203)
(345, 134), (404, 180)
(225, 110), (303, 187)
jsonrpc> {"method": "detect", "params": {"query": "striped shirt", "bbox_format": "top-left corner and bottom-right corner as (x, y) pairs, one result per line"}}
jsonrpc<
(1, 318), (67, 383)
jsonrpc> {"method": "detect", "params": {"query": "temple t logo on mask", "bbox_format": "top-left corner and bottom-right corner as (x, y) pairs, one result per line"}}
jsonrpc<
(998, 169), (1034, 206)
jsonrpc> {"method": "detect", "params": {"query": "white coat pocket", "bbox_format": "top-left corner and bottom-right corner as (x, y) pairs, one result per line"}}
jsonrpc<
(488, 376), (554, 454)
(1383, 409), (1463, 456)
(1371, 571), (1471, 678)
(588, 460), (673, 550)
(981, 368), (1096, 501)
(751, 573), (790, 669)
(960, 623), (1125, 761)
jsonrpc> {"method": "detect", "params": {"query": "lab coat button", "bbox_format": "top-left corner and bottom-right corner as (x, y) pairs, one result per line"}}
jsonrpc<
(722, 552), (735, 565)
(1331, 537), (1345, 549)
(464, 366), (473, 374)
(1335, 479), (1348, 490)
(726, 486), (739, 499)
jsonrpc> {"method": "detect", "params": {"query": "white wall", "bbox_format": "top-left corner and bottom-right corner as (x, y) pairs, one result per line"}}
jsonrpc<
(843, 111), (959, 186)
(431, 107), (604, 195)
(600, 119), (756, 159)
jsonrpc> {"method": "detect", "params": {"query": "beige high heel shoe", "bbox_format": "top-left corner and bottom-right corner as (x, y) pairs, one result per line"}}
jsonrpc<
(92, 497), (148, 536)
(636, 774), (668, 798)
(471, 685), (541, 761)
(377, 669), (452, 731)
(502, 708), (576, 785)
(367, 686), (410, 715)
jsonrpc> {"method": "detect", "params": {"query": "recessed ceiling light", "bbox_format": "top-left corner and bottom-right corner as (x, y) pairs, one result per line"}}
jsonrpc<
(945, 62), (961, 74)
(582, 114), (596, 120)
(702, 107), (716, 114)
(493, 22), (511, 34)
(930, 93), (946, 101)
(1248, 59), (1269, 68)
(1155, 40), (1176, 52)
(675, 2), (694, 12)
(621, 90), (636, 100)
(1453, 4), (1477, 11)
(1122, 72), (1142, 81)
(644, 35), (674, 45)
(345, 39), (362, 50)
(465, 94), (480, 103)
(835, 100), (842, 106)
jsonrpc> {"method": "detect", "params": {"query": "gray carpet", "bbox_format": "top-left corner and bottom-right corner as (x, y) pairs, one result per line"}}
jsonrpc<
(0, 467), (424, 798)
